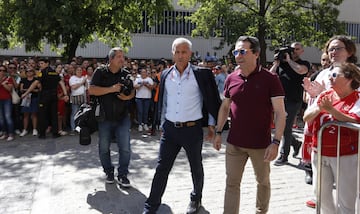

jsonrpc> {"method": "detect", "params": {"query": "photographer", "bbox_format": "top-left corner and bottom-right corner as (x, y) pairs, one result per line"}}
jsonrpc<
(88, 47), (135, 186)
(270, 42), (310, 165)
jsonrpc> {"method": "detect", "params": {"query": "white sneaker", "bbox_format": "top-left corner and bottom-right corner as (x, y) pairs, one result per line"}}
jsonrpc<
(7, 136), (14, 141)
(32, 129), (38, 136)
(143, 124), (149, 131)
(58, 130), (68, 136)
(19, 129), (28, 137)
(138, 125), (143, 132)
(15, 129), (21, 135)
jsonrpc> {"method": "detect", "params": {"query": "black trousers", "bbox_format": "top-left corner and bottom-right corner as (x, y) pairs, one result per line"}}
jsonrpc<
(38, 93), (58, 137)
(144, 120), (204, 212)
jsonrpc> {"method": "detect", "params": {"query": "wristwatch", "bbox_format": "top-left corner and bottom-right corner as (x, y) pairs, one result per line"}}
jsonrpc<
(215, 130), (222, 135)
(272, 139), (281, 145)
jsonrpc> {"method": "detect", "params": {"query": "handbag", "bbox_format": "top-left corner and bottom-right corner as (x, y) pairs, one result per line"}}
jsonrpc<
(74, 98), (100, 146)
(20, 93), (32, 107)
(11, 89), (21, 104)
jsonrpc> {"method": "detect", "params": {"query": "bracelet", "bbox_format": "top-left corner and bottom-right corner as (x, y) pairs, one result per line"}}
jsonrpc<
(272, 139), (280, 145)
(215, 130), (222, 135)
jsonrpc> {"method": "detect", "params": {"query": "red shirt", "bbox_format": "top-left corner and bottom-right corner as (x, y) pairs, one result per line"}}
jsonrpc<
(224, 66), (284, 149)
(312, 89), (360, 156)
(0, 77), (13, 100)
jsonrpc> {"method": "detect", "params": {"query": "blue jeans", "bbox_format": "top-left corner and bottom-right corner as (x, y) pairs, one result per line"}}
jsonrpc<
(98, 115), (131, 176)
(0, 99), (14, 135)
(135, 98), (150, 124)
(280, 100), (302, 158)
(71, 104), (80, 131)
(144, 120), (204, 212)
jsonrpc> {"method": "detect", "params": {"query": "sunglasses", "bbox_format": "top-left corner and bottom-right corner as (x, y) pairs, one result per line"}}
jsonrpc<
(0, 69), (5, 72)
(232, 49), (249, 56)
(8, 67), (16, 69)
(329, 72), (344, 79)
(328, 47), (345, 53)
(20, 67), (26, 70)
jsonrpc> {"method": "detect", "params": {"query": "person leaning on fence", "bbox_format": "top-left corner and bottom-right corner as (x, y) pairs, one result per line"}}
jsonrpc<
(302, 35), (358, 209)
(303, 62), (360, 214)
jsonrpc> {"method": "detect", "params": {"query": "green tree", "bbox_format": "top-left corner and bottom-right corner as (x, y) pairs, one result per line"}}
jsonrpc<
(178, 0), (347, 65)
(0, 0), (172, 62)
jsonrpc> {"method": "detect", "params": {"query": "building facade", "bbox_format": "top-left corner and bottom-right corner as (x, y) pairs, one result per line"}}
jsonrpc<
(1, 0), (360, 64)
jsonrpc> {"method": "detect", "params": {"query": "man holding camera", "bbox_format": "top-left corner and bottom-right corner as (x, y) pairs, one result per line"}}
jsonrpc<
(89, 47), (135, 186)
(270, 42), (310, 165)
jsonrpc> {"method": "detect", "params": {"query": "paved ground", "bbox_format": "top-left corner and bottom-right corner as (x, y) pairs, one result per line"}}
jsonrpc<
(0, 128), (315, 214)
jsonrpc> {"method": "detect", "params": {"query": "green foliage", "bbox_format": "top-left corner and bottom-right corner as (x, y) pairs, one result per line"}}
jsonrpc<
(179, 0), (346, 64)
(1, 0), (172, 61)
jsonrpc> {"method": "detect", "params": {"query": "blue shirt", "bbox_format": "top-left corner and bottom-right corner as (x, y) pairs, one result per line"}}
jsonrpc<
(215, 72), (227, 96)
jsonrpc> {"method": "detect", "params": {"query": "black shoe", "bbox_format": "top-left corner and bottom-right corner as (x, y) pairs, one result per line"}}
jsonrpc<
(292, 139), (302, 158)
(186, 201), (201, 214)
(305, 170), (313, 185)
(38, 135), (46, 139)
(274, 155), (288, 166)
(118, 175), (131, 188)
(52, 133), (61, 138)
(105, 172), (115, 184)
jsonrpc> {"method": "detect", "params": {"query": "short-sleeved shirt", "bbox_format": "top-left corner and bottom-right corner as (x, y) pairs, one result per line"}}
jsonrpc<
(38, 67), (61, 97)
(20, 77), (39, 98)
(0, 77), (13, 100)
(224, 66), (285, 149)
(278, 59), (310, 102)
(311, 89), (360, 156)
(91, 66), (133, 121)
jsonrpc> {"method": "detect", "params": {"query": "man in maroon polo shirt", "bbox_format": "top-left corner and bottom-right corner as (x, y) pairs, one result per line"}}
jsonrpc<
(213, 36), (286, 214)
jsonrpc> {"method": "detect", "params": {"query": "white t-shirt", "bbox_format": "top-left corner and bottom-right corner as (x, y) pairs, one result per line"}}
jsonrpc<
(314, 67), (332, 91)
(134, 76), (153, 99)
(69, 75), (86, 96)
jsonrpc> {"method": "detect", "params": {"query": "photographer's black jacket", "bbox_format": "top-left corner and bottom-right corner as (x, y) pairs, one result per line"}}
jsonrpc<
(90, 65), (133, 121)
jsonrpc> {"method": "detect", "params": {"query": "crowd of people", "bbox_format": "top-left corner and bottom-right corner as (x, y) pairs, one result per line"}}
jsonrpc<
(0, 52), (233, 141)
(1, 34), (359, 214)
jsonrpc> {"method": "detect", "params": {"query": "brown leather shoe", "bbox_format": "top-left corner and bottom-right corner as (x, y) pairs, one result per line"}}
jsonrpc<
(186, 201), (201, 214)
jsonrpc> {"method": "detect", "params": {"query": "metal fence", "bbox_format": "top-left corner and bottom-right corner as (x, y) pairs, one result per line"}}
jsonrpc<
(316, 121), (360, 213)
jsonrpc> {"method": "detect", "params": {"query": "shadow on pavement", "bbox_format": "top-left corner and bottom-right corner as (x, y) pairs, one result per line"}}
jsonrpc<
(87, 184), (147, 213)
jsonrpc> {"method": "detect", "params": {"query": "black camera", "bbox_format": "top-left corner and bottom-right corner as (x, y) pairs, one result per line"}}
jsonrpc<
(274, 46), (294, 62)
(119, 74), (133, 96)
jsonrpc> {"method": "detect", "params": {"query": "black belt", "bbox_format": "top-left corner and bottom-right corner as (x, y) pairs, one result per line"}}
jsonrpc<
(166, 119), (200, 128)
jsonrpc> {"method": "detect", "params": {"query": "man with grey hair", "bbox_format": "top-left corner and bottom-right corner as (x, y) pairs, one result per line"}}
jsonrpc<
(143, 37), (221, 214)
(89, 47), (135, 186)
(270, 42), (310, 165)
